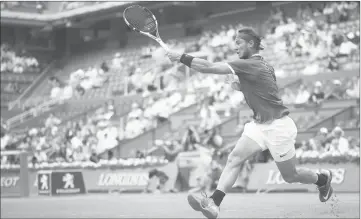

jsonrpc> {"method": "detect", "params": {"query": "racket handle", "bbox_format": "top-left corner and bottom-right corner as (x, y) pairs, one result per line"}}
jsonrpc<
(158, 40), (169, 51)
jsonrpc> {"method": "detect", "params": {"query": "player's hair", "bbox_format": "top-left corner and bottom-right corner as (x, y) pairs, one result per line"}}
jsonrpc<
(237, 27), (264, 51)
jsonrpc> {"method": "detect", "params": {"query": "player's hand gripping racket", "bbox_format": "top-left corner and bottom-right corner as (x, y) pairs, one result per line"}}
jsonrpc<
(123, 5), (169, 51)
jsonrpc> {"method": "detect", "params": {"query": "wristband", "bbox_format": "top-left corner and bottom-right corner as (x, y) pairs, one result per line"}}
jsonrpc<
(180, 54), (194, 68)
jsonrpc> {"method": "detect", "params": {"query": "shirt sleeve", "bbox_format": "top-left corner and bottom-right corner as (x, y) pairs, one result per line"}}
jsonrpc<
(226, 59), (260, 78)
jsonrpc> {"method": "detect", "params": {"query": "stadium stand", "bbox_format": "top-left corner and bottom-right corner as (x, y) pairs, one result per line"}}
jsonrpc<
(0, 2), (359, 175)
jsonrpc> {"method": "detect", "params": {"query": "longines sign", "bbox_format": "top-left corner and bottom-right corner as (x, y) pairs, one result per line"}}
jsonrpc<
(246, 163), (359, 192)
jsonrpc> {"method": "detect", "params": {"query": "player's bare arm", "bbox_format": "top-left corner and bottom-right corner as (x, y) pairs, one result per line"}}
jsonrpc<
(167, 50), (232, 75)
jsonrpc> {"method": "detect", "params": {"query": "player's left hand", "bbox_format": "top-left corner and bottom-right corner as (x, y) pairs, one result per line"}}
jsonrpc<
(166, 50), (182, 62)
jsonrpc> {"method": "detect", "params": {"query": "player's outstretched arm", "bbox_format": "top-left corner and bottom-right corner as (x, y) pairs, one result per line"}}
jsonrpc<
(166, 50), (232, 75)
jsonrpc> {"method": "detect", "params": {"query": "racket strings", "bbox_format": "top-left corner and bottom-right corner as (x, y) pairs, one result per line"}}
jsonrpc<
(124, 7), (157, 33)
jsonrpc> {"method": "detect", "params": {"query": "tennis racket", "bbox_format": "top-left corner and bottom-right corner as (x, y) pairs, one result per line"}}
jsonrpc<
(123, 5), (169, 51)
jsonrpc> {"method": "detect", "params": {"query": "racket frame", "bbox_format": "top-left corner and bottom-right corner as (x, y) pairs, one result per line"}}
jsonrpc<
(123, 5), (169, 51)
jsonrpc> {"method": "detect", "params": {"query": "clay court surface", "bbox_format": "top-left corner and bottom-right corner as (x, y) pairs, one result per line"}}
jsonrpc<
(1, 193), (359, 218)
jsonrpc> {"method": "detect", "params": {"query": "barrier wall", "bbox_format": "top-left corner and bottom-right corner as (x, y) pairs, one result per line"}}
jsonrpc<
(1, 162), (178, 196)
(1, 161), (359, 197)
(1, 169), (23, 197)
(246, 162), (360, 192)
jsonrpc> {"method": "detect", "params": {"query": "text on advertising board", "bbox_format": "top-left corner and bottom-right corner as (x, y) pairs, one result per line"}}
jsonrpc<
(266, 168), (346, 185)
(97, 172), (148, 187)
(1, 176), (20, 187)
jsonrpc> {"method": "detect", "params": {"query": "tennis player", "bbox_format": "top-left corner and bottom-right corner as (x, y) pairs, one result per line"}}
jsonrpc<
(166, 27), (333, 219)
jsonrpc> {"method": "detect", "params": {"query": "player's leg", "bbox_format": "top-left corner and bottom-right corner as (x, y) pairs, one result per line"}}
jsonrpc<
(275, 155), (318, 184)
(187, 129), (263, 219)
(213, 136), (261, 195)
(276, 156), (333, 202)
(268, 117), (333, 202)
(275, 155), (333, 202)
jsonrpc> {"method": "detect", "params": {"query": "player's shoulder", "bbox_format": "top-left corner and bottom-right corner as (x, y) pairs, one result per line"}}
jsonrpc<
(228, 58), (253, 65)
(229, 56), (269, 67)
(227, 58), (269, 76)
(227, 59), (254, 71)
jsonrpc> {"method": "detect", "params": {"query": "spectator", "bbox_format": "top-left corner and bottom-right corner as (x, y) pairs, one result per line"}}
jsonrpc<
(96, 124), (119, 153)
(135, 150), (145, 158)
(100, 60), (109, 73)
(158, 140), (183, 162)
(89, 150), (99, 163)
(95, 100), (115, 123)
(70, 131), (83, 152)
(326, 127), (349, 154)
(36, 1), (45, 13)
(326, 79), (346, 100)
(203, 128), (223, 149)
(347, 31), (360, 45)
(128, 103), (143, 120)
(348, 137), (360, 153)
(308, 81), (325, 104)
(68, 67), (108, 95)
(309, 127), (329, 151)
(107, 150), (116, 161)
(327, 56), (339, 72)
(338, 3), (350, 22)
(346, 77), (360, 98)
(199, 97), (221, 132)
(1, 118), (8, 138)
(332, 30), (344, 47)
(112, 52), (124, 69)
(4, 83), (21, 94)
(125, 116), (146, 139)
(338, 37), (358, 57)
(45, 113), (61, 135)
(0, 132), (11, 151)
(302, 60), (321, 75)
(294, 84), (310, 106)
(49, 76), (73, 101)
(181, 126), (200, 151)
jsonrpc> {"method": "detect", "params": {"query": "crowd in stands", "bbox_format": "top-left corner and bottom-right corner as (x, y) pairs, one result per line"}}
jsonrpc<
(3, 82), (23, 95)
(1, 2), (359, 170)
(267, 2), (360, 77)
(1, 44), (42, 107)
(59, 2), (101, 12)
(68, 66), (109, 96)
(16, 2), (359, 113)
(1, 100), (118, 166)
(281, 77), (360, 106)
(296, 126), (360, 164)
(0, 87), (226, 165)
(22, 63), (110, 109)
(124, 1), (360, 121)
(1, 1), (103, 13)
(1, 44), (39, 74)
(174, 1), (360, 79)
(1, 1), (47, 14)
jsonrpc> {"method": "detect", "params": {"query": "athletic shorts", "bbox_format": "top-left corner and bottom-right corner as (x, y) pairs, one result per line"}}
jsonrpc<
(243, 116), (297, 162)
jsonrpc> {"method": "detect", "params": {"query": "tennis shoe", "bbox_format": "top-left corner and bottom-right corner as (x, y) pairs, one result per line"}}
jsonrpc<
(187, 191), (220, 219)
(317, 169), (333, 202)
